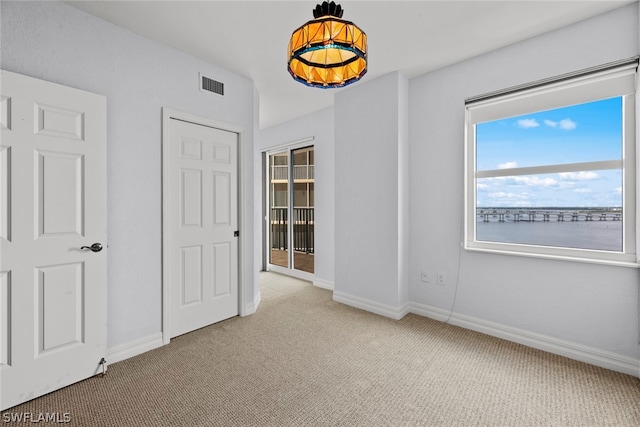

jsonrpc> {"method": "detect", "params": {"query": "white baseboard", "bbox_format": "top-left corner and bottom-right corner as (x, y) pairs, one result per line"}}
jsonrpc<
(409, 301), (640, 377)
(330, 291), (638, 377)
(313, 278), (334, 291)
(333, 291), (409, 320)
(106, 332), (164, 365)
(242, 291), (261, 316)
(410, 301), (452, 322)
(107, 295), (639, 378)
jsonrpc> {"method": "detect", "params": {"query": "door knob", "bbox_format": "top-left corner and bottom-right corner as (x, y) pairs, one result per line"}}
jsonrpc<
(81, 243), (103, 253)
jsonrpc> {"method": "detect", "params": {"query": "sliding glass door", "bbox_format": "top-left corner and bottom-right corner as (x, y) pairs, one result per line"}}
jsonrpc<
(267, 146), (314, 275)
(269, 152), (289, 268)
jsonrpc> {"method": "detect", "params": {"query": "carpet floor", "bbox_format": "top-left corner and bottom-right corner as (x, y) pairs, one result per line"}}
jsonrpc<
(2, 272), (639, 426)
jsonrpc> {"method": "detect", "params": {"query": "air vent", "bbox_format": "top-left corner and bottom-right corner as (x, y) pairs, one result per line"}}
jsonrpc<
(200, 74), (224, 95)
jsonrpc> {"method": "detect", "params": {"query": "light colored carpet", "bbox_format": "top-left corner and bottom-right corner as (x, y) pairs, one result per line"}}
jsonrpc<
(2, 272), (639, 426)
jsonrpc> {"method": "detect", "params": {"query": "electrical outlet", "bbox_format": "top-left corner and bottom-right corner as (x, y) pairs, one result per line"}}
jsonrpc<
(437, 272), (446, 286)
(420, 271), (429, 283)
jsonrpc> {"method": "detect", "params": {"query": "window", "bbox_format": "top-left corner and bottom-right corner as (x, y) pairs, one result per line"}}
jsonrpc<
(465, 59), (638, 266)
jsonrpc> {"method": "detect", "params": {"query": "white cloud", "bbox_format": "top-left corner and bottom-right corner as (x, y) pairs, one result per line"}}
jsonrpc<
(511, 176), (558, 187)
(488, 191), (528, 199)
(558, 171), (598, 180)
(517, 119), (539, 128)
(483, 191), (533, 207)
(484, 175), (558, 187)
(544, 118), (576, 130)
(497, 161), (517, 169)
(573, 188), (592, 193)
(614, 187), (622, 194)
(510, 201), (534, 207)
(476, 183), (489, 190)
(559, 119), (577, 130)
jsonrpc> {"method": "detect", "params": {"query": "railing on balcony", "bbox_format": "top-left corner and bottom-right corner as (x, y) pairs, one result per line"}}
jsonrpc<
(293, 164), (314, 181)
(270, 207), (288, 250)
(271, 165), (315, 181)
(270, 207), (314, 254)
(271, 165), (288, 180)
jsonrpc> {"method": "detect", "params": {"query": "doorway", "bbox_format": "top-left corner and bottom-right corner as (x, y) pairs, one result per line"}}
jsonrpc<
(266, 145), (314, 277)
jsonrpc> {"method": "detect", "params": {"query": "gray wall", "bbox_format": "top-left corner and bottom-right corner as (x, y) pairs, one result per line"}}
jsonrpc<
(1, 1), (258, 350)
(258, 107), (335, 287)
(335, 72), (409, 310)
(409, 4), (639, 366)
(265, 3), (639, 374)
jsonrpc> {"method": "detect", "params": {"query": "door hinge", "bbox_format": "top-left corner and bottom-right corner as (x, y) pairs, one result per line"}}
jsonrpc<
(234, 230), (240, 237)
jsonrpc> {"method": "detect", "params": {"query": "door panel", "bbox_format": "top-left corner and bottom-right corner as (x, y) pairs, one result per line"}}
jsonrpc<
(0, 146), (10, 242)
(181, 169), (203, 227)
(0, 271), (10, 367)
(213, 173), (231, 224)
(0, 70), (107, 410)
(168, 118), (238, 338)
(212, 242), (231, 297)
(291, 147), (314, 274)
(37, 151), (84, 237)
(37, 262), (84, 353)
(268, 153), (288, 268)
(181, 245), (203, 306)
(34, 103), (84, 140)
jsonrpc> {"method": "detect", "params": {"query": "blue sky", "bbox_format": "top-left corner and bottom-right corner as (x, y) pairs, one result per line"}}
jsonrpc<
(476, 97), (623, 208)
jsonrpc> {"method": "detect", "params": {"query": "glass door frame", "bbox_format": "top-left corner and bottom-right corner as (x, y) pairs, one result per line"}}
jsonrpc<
(263, 138), (315, 281)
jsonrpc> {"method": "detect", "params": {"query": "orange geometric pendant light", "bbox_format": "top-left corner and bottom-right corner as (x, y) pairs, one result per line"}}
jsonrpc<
(288, 1), (367, 88)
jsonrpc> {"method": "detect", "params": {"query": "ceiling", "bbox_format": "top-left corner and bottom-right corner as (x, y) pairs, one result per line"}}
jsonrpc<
(66, 0), (635, 129)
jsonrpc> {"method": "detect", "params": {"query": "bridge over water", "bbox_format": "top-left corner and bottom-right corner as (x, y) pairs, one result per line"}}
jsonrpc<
(477, 208), (622, 223)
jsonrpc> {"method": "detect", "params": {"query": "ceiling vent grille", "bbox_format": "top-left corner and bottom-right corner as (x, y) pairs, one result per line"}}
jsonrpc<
(200, 74), (224, 96)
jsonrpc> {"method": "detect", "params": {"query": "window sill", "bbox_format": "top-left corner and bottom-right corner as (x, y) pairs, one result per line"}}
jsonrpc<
(464, 243), (639, 268)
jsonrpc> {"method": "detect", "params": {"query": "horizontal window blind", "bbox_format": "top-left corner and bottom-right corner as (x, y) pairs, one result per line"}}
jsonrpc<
(465, 56), (638, 106)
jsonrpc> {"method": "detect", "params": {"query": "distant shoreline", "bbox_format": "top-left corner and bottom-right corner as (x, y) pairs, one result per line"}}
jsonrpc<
(476, 207), (622, 222)
(477, 207), (621, 211)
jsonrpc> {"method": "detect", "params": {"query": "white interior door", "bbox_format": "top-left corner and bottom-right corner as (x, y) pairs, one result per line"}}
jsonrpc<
(166, 117), (238, 338)
(0, 70), (107, 410)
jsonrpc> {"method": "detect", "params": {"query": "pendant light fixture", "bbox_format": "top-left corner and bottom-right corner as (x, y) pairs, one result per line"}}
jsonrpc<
(288, 1), (367, 89)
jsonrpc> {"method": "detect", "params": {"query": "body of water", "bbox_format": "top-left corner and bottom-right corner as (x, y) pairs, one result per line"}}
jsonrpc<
(476, 219), (622, 251)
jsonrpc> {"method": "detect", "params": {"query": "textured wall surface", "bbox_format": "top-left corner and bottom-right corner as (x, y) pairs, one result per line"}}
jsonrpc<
(258, 107), (336, 286)
(1, 0), (258, 350)
(409, 4), (639, 364)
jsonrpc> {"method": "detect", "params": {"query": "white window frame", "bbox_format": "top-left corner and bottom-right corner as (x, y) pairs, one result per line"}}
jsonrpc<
(464, 59), (638, 267)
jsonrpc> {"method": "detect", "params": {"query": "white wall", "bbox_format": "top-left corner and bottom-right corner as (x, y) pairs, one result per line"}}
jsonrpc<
(258, 107), (335, 288)
(334, 72), (410, 313)
(409, 4), (639, 372)
(1, 1), (258, 351)
(264, 3), (639, 375)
